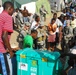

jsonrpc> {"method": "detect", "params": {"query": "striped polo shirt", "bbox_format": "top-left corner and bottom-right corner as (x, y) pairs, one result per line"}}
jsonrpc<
(0, 11), (13, 53)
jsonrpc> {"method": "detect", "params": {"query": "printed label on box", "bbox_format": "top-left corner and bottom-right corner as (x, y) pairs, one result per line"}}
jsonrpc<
(19, 62), (28, 71)
(31, 73), (36, 75)
(30, 67), (37, 72)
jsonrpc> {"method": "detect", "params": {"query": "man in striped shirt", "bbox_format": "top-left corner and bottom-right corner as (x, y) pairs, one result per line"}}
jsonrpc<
(0, 1), (14, 75)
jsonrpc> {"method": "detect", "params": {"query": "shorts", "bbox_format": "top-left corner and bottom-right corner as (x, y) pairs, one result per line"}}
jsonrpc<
(50, 42), (56, 47)
(48, 34), (56, 42)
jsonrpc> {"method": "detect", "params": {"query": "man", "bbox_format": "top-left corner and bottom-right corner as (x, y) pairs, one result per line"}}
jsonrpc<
(31, 15), (40, 30)
(64, 0), (68, 8)
(70, 16), (76, 29)
(16, 8), (24, 29)
(22, 6), (29, 23)
(23, 30), (38, 49)
(31, 15), (40, 49)
(0, 1), (15, 75)
(40, 5), (48, 21)
(54, 2), (57, 12)
(12, 8), (19, 24)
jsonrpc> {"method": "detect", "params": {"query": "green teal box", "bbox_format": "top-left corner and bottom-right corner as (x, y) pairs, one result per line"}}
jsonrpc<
(16, 48), (62, 75)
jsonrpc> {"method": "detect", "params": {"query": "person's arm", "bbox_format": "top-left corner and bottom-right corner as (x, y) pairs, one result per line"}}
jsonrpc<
(2, 31), (14, 57)
(31, 22), (39, 30)
(48, 24), (51, 31)
(53, 24), (57, 32)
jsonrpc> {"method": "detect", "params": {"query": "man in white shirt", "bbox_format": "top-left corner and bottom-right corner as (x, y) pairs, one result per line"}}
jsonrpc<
(31, 15), (40, 30)
(0, 5), (3, 14)
(31, 15), (40, 49)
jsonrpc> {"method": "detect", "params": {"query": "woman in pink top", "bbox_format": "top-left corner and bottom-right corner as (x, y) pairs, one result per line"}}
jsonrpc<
(48, 18), (57, 51)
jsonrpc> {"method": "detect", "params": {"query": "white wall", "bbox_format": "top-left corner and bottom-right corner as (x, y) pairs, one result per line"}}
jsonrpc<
(21, 2), (36, 14)
(0, 0), (2, 5)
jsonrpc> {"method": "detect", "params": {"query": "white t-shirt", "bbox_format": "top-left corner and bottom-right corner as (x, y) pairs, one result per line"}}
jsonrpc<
(50, 18), (63, 27)
(65, 0), (68, 3)
(31, 21), (39, 30)
(55, 19), (63, 27)
(55, 19), (63, 32)
(0, 7), (3, 14)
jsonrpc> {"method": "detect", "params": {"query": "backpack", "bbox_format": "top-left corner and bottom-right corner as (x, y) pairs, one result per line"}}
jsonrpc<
(73, 27), (76, 35)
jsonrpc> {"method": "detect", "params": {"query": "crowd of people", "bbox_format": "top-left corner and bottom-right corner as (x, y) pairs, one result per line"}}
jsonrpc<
(0, 0), (76, 75)
(11, 1), (76, 52)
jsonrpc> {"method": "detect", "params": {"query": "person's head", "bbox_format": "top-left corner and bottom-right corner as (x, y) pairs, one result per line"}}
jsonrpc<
(3, 1), (14, 16)
(67, 15), (70, 20)
(60, 14), (64, 19)
(41, 5), (44, 8)
(71, 16), (74, 20)
(24, 6), (26, 10)
(51, 18), (56, 24)
(54, 2), (56, 4)
(15, 8), (19, 12)
(53, 13), (57, 19)
(63, 9), (66, 13)
(35, 15), (40, 22)
(64, 16), (68, 20)
(31, 30), (38, 39)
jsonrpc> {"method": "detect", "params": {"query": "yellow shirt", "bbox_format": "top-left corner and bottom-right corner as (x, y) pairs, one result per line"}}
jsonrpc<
(71, 19), (76, 29)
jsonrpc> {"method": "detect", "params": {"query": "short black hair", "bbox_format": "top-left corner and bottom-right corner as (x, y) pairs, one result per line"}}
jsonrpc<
(53, 13), (57, 16)
(51, 18), (56, 21)
(3, 1), (14, 10)
(35, 15), (39, 21)
(31, 30), (38, 34)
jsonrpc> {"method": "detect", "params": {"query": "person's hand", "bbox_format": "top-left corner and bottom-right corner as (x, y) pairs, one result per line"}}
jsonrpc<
(9, 51), (14, 58)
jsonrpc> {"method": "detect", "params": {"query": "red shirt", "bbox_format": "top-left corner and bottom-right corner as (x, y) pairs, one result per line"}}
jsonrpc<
(0, 11), (13, 53)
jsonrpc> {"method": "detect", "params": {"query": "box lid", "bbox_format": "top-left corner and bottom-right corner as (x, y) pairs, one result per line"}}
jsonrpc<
(16, 48), (60, 60)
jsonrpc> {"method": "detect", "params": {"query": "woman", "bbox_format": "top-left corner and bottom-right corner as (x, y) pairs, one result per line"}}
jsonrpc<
(48, 18), (57, 51)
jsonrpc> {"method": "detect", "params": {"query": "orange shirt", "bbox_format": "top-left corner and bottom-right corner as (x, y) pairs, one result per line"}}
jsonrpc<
(48, 23), (57, 35)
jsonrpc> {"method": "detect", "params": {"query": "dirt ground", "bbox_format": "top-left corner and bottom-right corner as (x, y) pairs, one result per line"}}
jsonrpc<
(10, 12), (62, 49)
